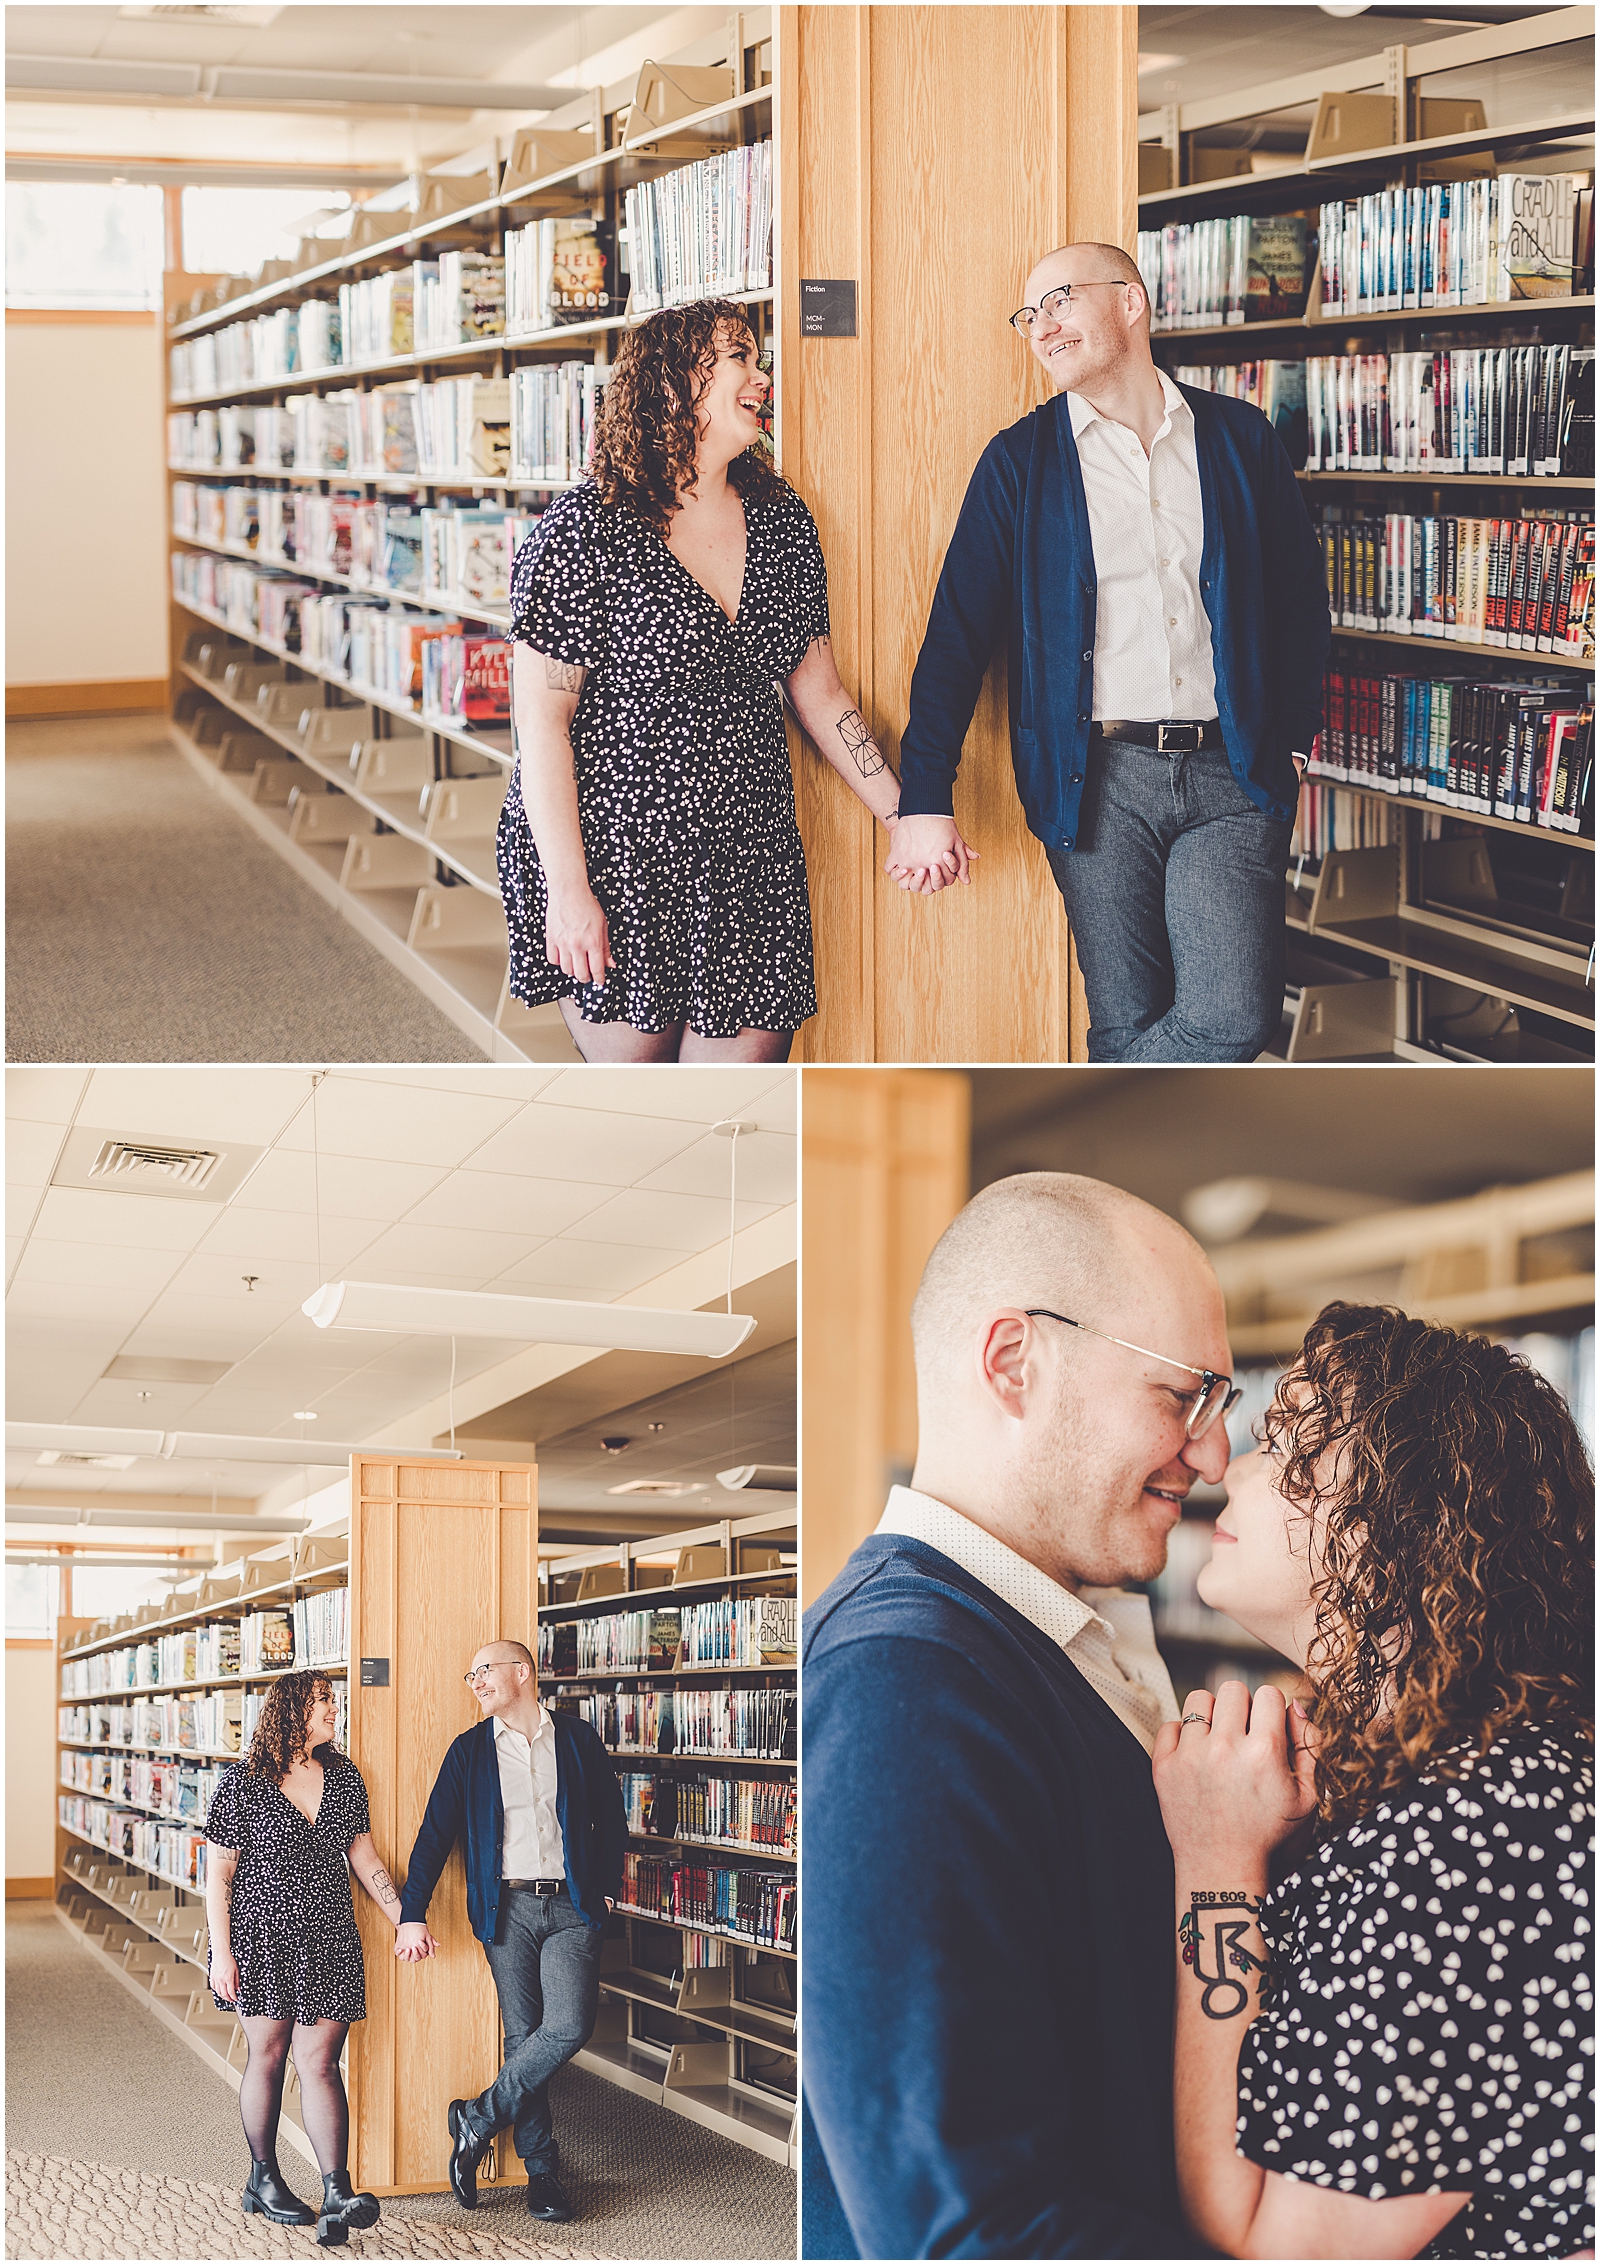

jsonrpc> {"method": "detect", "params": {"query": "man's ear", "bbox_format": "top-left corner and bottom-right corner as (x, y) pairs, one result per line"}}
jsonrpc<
(977, 1312), (1032, 1423)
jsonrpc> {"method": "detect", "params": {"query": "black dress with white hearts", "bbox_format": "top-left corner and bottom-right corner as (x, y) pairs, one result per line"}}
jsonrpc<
(1234, 1721), (1594, 2258)
(204, 1751), (369, 2024)
(496, 465), (826, 1036)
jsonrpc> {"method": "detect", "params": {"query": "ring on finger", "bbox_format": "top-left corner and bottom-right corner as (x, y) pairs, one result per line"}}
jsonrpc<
(1181, 1711), (1212, 1726)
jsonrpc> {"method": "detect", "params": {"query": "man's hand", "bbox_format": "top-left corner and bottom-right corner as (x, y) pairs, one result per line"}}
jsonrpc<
(395, 1921), (438, 1962)
(885, 813), (980, 891)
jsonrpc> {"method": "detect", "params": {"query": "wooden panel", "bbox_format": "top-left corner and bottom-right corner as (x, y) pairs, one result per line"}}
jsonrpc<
(801, 1071), (969, 1603)
(346, 1457), (536, 2195)
(781, 6), (1135, 1062)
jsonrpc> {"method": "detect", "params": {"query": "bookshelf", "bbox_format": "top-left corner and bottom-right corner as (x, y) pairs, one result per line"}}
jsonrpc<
(1140, 22), (1595, 1066)
(538, 1505), (798, 2166)
(52, 1534), (353, 2172)
(163, 15), (776, 1064)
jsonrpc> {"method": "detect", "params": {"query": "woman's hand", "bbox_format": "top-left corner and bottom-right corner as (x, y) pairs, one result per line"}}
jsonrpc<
(1152, 1682), (1317, 1873)
(885, 814), (980, 890)
(545, 887), (613, 988)
(394, 1922), (438, 1962)
(209, 1947), (241, 2003)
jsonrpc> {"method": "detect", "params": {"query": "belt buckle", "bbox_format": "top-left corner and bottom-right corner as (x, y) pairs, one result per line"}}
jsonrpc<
(1157, 722), (1198, 754)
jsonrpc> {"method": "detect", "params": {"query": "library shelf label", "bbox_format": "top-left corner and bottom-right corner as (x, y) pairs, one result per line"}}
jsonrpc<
(800, 278), (858, 337)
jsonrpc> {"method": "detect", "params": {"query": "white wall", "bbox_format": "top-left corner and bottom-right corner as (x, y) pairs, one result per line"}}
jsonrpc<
(6, 1647), (57, 1884)
(5, 315), (169, 687)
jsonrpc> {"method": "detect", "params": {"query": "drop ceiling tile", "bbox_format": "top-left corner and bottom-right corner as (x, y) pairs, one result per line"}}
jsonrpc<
(326, 1221), (543, 1282)
(400, 1171), (608, 1238)
(29, 1187), (226, 1253)
(230, 1148), (450, 1222)
(335, 1068), (566, 1102)
(6, 1118), (71, 1185)
(7, 1185), (44, 1241)
(468, 1104), (701, 1186)
(196, 1209), (381, 1272)
(491, 1241), (680, 1296)
(278, 1079), (525, 1167)
(5, 1068), (91, 1125)
(125, 1298), (285, 1361)
(572, 1189), (773, 1252)
(5, 1236), (25, 1279)
(537, 1067), (796, 1128)
(65, 1380), (216, 1428)
(80, 1066), (314, 1147)
(5, 1281), (156, 1328)
(638, 1130), (797, 1206)
(11, 1239), (187, 1297)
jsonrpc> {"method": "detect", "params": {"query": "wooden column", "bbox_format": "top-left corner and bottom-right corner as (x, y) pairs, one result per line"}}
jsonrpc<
(346, 1455), (537, 2195)
(800, 1069), (970, 1604)
(780, 5), (1137, 1063)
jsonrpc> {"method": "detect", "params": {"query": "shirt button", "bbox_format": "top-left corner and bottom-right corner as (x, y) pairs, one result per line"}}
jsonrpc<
(1169, 617), (1177, 626)
(1160, 559), (1170, 568)
(1175, 677), (1183, 687)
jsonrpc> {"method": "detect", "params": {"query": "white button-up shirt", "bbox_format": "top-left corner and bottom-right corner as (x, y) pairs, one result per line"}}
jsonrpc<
(876, 1486), (1180, 1753)
(1069, 368), (1217, 724)
(494, 1706), (564, 1880)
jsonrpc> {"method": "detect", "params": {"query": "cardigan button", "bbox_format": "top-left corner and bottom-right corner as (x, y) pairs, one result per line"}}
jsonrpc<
(1061, 834), (1075, 850)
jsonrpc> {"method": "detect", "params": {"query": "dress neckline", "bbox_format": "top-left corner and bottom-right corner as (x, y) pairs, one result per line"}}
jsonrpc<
(658, 484), (750, 626)
(275, 1759), (326, 1831)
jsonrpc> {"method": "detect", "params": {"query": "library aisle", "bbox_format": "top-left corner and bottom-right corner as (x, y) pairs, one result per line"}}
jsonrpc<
(6, 1065), (798, 2261)
(6, 719), (490, 1065)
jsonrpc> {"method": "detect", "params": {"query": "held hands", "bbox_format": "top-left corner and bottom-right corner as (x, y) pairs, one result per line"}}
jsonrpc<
(885, 813), (980, 893)
(209, 1949), (241, 2004)
(394, 1921), (438, 1963)
(545, 888), (613, 988)
(1151, 1682), (1319, 1872)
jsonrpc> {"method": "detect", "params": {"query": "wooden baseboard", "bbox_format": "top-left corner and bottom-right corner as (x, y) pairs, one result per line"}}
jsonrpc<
(6, 678), (170, 719)
(6, 1877), (55, 1899)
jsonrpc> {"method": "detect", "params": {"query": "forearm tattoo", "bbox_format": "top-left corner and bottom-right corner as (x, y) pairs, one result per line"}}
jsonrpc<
(544, 656), (583, 691)
(1179, 1891), (1271, 2019)
(367, 1866), (402, 1912)
(838, 707), (887, 778)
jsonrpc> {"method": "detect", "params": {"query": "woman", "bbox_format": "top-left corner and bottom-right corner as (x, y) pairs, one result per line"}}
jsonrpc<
(205, 1671), (422, 2244)
(496, 298), (935, 1062)
(1152, 1301), (1593, 2261)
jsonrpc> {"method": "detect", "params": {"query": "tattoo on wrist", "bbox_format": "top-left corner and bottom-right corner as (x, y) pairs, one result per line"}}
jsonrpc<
(1179, 1892), (1271, 2019)
(544, 657), (583, 692)
(838, 707), (887, 778)
(369, 1867), (401, 1909)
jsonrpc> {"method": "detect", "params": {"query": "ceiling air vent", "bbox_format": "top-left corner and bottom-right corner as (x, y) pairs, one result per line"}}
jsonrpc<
(118, 6), (284, 23)
(35, 1450), (138, 1471)
(89, 1138), (223, 1192)
(605, 1480), (704, 1497)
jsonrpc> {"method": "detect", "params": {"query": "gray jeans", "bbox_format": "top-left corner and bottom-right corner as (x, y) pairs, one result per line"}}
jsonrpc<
(1046, 735), (1292, 1063)
(469, 1886), (603, 2173)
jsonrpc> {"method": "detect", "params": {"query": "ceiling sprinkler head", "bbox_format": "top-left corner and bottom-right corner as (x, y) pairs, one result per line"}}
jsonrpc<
(242, 1275), (259, 1292)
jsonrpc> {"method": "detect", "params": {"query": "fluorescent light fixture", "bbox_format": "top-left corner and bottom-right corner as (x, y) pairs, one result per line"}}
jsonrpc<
(5, 1423), (462, 1466)
(302, 1281), (757, 1359)
(718, 1464), (799, 1493)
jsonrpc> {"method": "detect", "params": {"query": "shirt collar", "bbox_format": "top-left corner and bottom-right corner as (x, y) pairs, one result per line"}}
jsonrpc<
(876, 1485), (1123, 1654)
(1067, 365), (1188, 440)
(493, 1703), (549, 1749)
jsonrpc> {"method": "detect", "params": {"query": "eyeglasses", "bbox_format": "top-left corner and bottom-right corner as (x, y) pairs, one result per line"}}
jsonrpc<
(463, 1665), (503, 1686)
(1009, 281), (1130, 336)
(1023, 1310), (1241, 1438)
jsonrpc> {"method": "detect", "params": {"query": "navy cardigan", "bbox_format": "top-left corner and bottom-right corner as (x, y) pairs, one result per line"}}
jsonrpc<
(399, 1711), (626, 1941)
(897, 385), (1331, 854)
(801, 1535), (1194, 2261)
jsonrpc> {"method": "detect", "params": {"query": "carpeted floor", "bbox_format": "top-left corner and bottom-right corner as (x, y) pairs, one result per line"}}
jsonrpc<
(5, 717), (486, 1063)
(6, 1902), (795, 2262)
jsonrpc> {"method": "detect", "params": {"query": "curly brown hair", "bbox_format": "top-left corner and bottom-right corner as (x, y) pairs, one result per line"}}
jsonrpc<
(590, 300), (783, 535)
(241, 1669), (341, 1782)
(1265, 1300), (1593, 1830)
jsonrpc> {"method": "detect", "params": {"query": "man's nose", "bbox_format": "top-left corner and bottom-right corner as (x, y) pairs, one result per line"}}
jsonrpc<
(1180, 1417), (1232, 1486)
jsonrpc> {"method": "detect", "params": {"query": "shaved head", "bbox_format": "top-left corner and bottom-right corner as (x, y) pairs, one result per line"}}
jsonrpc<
(1031, 241), (1143, 291)
(912, 1172), (1201, 1389)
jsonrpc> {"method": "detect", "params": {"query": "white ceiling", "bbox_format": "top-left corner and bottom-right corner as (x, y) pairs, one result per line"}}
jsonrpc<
(6, 1063), (795, 1502)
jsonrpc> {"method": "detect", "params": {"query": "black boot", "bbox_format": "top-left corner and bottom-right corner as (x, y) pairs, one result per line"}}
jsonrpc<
(316, 2169), (381, 2247)
(241, 2158), (315, 2225)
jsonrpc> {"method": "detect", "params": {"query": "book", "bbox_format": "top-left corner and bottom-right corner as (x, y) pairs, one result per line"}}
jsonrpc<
(624, 138), (774, 314)
(1245, 214), (1309, 321)
(1495, 172), (1580, 300)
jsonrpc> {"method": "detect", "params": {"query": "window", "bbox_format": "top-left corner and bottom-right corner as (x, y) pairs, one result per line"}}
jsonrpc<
(5, 182), (164, 310)
(69, 1564), (175, 1625)
(6, 1564), (60, 1641)
(181, 186), (351, 279)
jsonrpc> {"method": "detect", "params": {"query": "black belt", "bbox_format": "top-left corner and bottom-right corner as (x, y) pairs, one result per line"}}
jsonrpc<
(1092, 719), (1226, 753)
(504, 1877), (564, 1895)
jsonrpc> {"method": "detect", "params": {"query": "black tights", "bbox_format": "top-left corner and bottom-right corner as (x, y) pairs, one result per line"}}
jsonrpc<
(239, 2016), (350, 2176)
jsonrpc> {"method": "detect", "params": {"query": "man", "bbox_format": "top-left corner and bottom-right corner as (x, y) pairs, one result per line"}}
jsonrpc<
(396, 1639), (625, 2224)
(886, 242), (1330, 1062)
(802, 1172), (1237, 2258)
